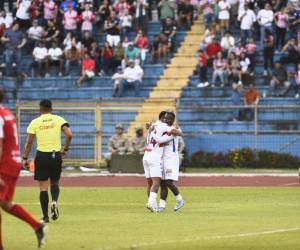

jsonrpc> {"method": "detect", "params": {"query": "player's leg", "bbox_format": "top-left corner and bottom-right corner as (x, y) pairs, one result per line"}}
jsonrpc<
(0, 175), (46, 248)
(146, 178), (152, 197)
(166, 180), (185, 212)
(159, 180), (168, 212)
(39, 180), (50, 223)
(147, 176), (161, 212)
(50, 153), (62, 221)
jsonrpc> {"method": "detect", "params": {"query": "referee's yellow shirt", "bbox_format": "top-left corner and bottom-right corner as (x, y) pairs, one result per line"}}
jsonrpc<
(27, 113), (69, 152)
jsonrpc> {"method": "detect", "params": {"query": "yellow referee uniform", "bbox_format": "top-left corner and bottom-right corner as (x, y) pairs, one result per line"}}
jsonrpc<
(27, 114), (68, 152)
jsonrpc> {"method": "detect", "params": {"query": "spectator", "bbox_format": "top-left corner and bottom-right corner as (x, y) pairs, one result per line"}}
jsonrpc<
(220, 30), (235, 57)
(134, 0), (149, 34)
(122, 36), (131, 48)
(161, 17), (177, 51)
(270, 61), (291, 97)
(114, 0), (131, 17)
(227, 52), (242, 85)
(63, 3), (78, 36)
(32, 41), (48, 77)
(257, 3), (274, 47)
(177, 0), (194, 30)
(80, 3), (96, 36)
(64, 42), (83, 75)
(27, 19), (44, 48)
(112, 66), (124, 97)
(43, 19), (61, 47)
(231, 83), (243, 121)
(129, 125), (146, 154)
(104, 11), (121, 47)
(289, 4), (300, 38)
(108, 123), (130, 156)
(280, 38), (300, 70)
(90, 41), (101, 73)
(76, 52), (96, 86)
(212, 51), (227, 87)
(119, 9), (132, 38)
(232, 40), (246, 57)
(245, 37), (256, 75)
(135, 30), (149, 65)
(100, 41), (114, 75)
(197, 49), (209, 87)
(218, 0), (231, 33)
(112, 42), (124, 72)
(294, 63), (300, 98)
(81, 31), (95, 51)
(0, 11), (13, 29)
(237, 4), (256, 45)
(43, 0), (58, 22)
(60, 0), (77, 13)
(244, 84), (260, 121)
(16, 0), (32, 30)
(274, 6), (289, 50)
(118, 60), (143, 97)
(98, 0), (113, 27)
(205, 37), (222, 62)
(239, 52), (250, 83)
(122, 43), (140, 69)
(1, 22), (27, 76)
(46, 41), (64, 77)
(199, 24), (216, 50)
(263, 29), (274, 76)
(0, 0), (13, 12)
(200, 0), (215, 29)
(152, 34), (164, 62)
(158, 0), (175, 21)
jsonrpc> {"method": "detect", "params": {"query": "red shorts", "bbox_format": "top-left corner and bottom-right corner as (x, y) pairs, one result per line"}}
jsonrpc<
(0, 174), (17, 202)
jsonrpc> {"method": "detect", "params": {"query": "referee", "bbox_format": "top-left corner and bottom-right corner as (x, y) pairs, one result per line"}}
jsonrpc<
(22, 100), (72, 223)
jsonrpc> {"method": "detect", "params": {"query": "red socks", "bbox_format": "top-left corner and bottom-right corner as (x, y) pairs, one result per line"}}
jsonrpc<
(8, 204), (40, 231)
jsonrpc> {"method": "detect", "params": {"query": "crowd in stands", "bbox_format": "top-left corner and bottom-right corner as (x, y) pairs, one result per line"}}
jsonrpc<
(197, 0), (300, 101)
(0, 0), (198, 96)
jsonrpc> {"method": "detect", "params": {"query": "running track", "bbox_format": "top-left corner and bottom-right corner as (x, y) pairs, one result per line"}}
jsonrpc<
(17, 175), (300, 187)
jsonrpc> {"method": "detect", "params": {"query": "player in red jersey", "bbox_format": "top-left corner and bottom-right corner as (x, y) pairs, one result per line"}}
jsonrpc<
(0, 89), (46, 249)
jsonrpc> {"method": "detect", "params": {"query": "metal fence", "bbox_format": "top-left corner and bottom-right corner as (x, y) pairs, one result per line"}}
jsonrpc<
(180, 105), (300, 157)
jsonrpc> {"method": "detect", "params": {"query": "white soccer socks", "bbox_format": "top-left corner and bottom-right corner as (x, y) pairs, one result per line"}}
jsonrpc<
(148, 192), (158, 209)
(175, 194), (183, 202)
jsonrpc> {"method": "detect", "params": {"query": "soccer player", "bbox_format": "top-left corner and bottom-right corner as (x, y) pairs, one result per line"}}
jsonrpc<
(0, 89), (46, 249)
(143, 111), (182, 212)
(23, 100), (72, 223)
(159, 111), (185, 212)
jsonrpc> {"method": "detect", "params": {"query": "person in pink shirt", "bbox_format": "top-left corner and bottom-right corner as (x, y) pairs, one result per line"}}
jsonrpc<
(114, 0), (131, 17)
(43, 0), (58, 21)
(274, 7), (289, 50)
(245, 37), (256, 75)
(63, 3), (78, 36)
(135, 30), (149, 65)
(212, 51), (227, 87)
(200, 0), (214, 28)
(79, 4), (95, 36)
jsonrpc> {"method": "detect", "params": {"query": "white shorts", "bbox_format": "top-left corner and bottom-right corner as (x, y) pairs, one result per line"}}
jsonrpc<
(85, 70), (95, 78)
(106, 34), (120, 47)
(143, 154), (162, 179)
(162, 156), (179, 181)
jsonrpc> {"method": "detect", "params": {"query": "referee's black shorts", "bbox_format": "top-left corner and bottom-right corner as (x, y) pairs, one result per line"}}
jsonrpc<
(34, 151), (62, 181)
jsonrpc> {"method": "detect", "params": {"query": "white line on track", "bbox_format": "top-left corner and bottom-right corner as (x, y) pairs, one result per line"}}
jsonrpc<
(282, 182), (300, 186)
(20, 172), (299, 177)
(94, 227), (300, 250)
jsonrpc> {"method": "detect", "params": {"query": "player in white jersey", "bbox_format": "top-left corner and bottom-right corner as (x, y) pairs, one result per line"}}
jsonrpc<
(143, 111), (182, 212)
(159, 111), (185, 212)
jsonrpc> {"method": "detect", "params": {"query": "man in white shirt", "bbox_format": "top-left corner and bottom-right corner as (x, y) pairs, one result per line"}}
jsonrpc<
(16, 0), (32, 30)
(0, 11), (13, 29)
(32, 41), (48, 77)
(220, 31), (235, 57)
(27, 20), (44, 49)
(117, 60), (143, 97)
(257, 3), (274, 47)
(238, 4), (256, 44)
(46, 41), (64, 77)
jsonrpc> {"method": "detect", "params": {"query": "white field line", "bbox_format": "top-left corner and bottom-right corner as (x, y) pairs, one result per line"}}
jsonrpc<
(94, 227), (300, 250)
(282, 182), (300, 186)
(20, 172), (298, 177)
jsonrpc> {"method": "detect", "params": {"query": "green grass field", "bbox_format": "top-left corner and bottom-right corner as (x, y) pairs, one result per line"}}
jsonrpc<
(3, 187), (300, 250)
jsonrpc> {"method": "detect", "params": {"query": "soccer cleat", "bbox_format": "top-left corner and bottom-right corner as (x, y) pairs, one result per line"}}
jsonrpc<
(174, 199), (185, 212)
(157, 207), (165, 213)
(51, 202), (59, 221)
(36, 224), (46, 248)
(145, 203), (152, 211)
(40, 217), (49, 223)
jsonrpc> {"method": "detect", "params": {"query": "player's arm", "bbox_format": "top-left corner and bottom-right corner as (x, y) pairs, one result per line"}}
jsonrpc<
(152, 131), (173, 144)
(170, 128), (182, 136)
(61, 124), (72, 157)
(22, 133), (35, 168)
